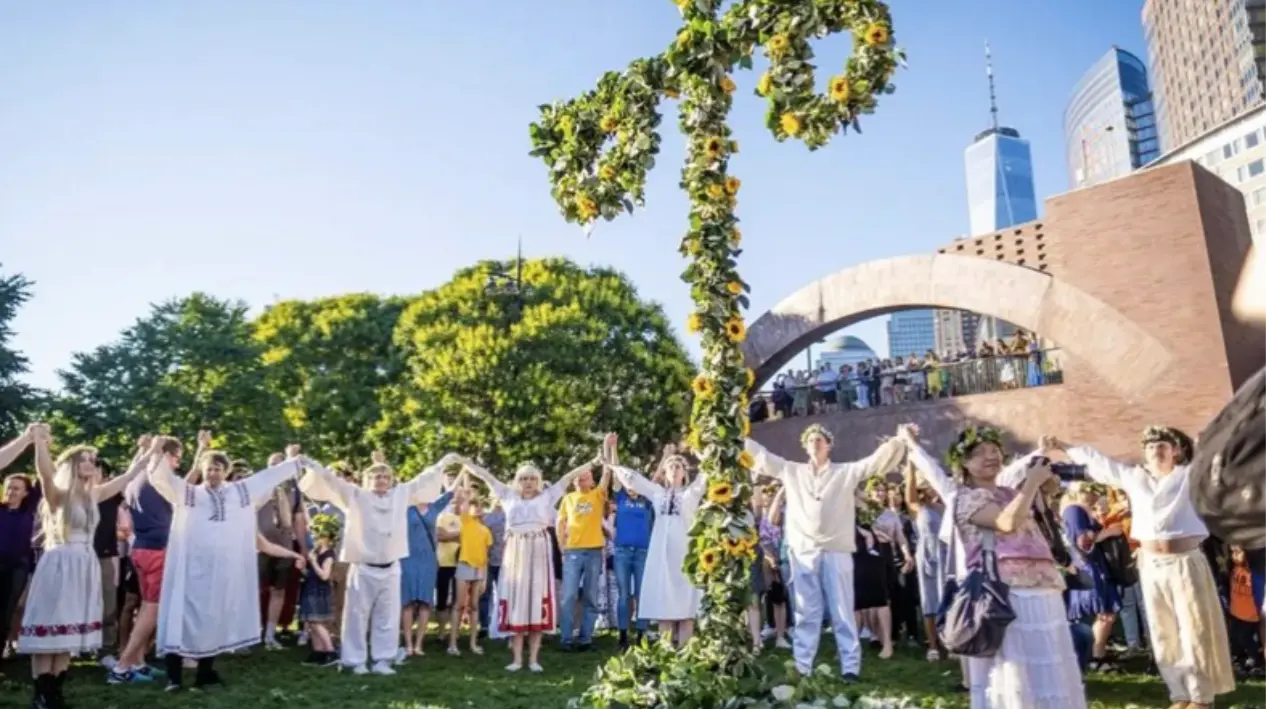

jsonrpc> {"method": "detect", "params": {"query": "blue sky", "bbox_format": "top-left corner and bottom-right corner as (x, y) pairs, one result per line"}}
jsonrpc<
(0, 1), (1146, 390)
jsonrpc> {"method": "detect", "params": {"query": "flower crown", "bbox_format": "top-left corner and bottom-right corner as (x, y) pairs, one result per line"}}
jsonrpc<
(799, 423), (834, 448)
(944, 426), (1004, 472)
(309, 512), (343, 541)
(1141, 425), (1193, 463)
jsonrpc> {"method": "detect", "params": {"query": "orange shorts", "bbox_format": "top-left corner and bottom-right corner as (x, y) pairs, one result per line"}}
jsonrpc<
(131, 548), (166, 603)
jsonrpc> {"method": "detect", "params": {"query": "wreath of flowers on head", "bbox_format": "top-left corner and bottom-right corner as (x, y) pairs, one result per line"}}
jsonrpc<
(309, 512), (342, 542)
(944, 426), (1005, 472)
(799, 423), (834, 448)
(1141, 425), (1194, 464)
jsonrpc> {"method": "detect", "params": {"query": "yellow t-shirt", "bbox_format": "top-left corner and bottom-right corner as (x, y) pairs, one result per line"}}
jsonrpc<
(436, 512), (461, 567)
(559, 488), (608, 550)
(458, 514), (494, 571)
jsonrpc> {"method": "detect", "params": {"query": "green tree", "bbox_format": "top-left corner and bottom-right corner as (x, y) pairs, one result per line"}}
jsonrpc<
(372, 257), (694, 479)
(52, 293), (286, 466)
(0, 265), (37, 446)
(254, 293), (412, 465)
(528, 0), (901, 704)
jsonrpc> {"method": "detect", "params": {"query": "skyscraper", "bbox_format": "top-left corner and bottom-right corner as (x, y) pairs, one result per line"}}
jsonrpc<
(1064, 47), (1161, 188)
(1143, 0), (1264, 152)
(937, 43), (1036, 351)
(887, 310), (936, 360)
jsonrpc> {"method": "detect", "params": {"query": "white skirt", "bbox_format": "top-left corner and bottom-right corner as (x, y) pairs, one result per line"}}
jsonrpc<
(967, 588), (1087, 709)
(18, 540), (102, 655)
(497, 530), (556, 634)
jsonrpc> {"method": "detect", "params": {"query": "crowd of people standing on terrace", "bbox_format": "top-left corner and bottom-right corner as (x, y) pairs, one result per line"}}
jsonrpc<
(0, 411), (1258, 709)
(765, 329), (1057, 418)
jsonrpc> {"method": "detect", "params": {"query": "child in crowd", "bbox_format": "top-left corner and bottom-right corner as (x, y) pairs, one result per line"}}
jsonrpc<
(300, 513), (341, 667)
(1228, 546), (1264, 677)
(449, 487), (493, 656)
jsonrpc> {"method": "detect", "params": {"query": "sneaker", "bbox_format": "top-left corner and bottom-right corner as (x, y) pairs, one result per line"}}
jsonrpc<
(264, 639), (284, 651)
(107, 668), (152, 685)
(131, 664), (164, 680)
(301, 652), (323, 667)
(321, 654), (341, 668)
(505, 662), (522, 672)
(775, 636), (791, 650)
(98, 654), (118, 670)
(350, 665), (369, 676)
(470, 645), (484, 656)
(446, 646), (461, 656)
(926, 649), (941, 662)
(841, 673), (859, 684)
(529, 663), (543, 673)
(164, 680), (182, 693)
(760, 626), (775, 641)
(297, 631), (309, 646)
(370, 661), (396, 676)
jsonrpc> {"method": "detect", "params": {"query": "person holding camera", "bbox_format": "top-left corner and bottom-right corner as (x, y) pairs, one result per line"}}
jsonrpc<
(1044, 430), (1234, 709)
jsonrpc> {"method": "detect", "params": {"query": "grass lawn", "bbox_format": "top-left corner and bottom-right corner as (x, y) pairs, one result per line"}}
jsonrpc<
(2, 636), (1262, 709)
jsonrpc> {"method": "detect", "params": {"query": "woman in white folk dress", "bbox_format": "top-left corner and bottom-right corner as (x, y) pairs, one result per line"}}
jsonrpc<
(148, 441), (305, 690)
(605, 438), (706, 648)
(460, 454), (601, 673)
(19, 426), (154, 709)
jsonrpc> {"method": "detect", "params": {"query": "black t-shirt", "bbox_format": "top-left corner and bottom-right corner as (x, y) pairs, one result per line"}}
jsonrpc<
(94, 495), (122, 559)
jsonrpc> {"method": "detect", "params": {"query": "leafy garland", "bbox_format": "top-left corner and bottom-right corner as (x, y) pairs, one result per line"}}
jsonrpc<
(530, 1), (902, 705)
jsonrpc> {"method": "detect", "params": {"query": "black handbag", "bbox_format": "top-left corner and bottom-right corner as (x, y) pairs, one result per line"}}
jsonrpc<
(936, 493), (1016, 658)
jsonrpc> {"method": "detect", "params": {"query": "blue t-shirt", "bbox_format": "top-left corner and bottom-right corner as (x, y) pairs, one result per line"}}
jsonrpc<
(613, 489), (654, 549)
(129, 481), (173, 551)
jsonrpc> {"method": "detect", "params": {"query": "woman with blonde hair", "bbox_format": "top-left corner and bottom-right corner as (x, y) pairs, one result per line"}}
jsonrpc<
(19, 426), (155, 709)
(459, 450), (603, 673)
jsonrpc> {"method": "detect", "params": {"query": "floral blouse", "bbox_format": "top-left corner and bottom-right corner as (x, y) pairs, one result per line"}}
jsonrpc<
(955, 486), (1064, 590)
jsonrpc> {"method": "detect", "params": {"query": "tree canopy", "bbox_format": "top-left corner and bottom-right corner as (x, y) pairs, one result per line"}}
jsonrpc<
(372, 257), (694, 478)
(0, 265), (38, 447)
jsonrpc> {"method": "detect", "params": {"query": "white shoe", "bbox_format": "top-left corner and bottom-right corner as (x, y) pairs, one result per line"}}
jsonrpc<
(370, 661), (396, 676)
(297, 631), (309, 646)
(760, 627), (775, 640)
(529, 663), (543, 673)
(264, 638), (284, 651)
(775, 636), (791, 650)
(99, 654), (118, 670)
(394, 648), (408, 664)
(505, 662), (522, 672)
(351, 664), (369, 676)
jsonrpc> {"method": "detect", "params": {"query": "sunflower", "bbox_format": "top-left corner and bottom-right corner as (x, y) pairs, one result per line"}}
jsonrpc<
(729, 228), (742, 247)
(692, 374), (716, 398)
(864, 23), (890, 46)
(725, 316), (747, 342)
(737, 450), (755, 470)
(756, 72), (773, 97)
(780, 113), (802, 137)
(676, 29), (692, 49)
(599, 115), (618, 133)
(704, 137), (725, 158)
(767, 34), (790, 57)
(725, 176), (741, 195)
(726, 281), (743, 295)
(745, 367), (756, 388)
(598, 164), (617, 181)
(705, 183), (726, 200)
(664, 87), (680, 98)
(707, 482), (734, 505)
(722, 536), (746, 555)
(699, 548), (721, 573)
(719, 75), (736, 94)
(686, 313), (702, 334)
(829, 75), (850, 103)
(576, 194), (598, 220)
(686, 429), (702, 452)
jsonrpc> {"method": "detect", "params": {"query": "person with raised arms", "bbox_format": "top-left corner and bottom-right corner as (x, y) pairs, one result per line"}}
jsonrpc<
(19, 426), (154, 709)
(743, 424), (907, 681)
(1045, 429), (1234, 709)
(459, 448), (605, 673)
(147, 439), (305, 691)
(297, 450), (457, 676)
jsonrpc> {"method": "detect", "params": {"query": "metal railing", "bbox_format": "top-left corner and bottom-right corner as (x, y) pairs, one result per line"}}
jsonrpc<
(752, 348), (1064, 420)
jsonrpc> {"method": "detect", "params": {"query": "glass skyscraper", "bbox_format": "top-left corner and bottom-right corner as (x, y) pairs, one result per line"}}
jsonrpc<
(888, 309), (937, 360)
(965, 127), (1039, 236)
(1064, 47), (1160, 188)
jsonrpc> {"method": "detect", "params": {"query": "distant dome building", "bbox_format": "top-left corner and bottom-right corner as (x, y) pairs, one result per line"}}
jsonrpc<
(816, 335), (877, 371)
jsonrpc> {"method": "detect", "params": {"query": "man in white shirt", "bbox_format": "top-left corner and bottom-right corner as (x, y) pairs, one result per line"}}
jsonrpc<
(1045, 428), (1234, 709)
(299, 451), (458, 676)
(744, 425), (907, 681)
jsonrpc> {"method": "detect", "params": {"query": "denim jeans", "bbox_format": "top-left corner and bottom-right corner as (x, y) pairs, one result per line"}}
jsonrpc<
(1119, 582), (1146, 649)
(1070, 621), (1094, 673)
(560, 549), (603, 645)
(612, 546), (648, 632)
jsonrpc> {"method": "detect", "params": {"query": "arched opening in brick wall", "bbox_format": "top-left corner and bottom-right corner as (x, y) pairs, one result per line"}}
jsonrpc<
(742, 254), (1172, 401)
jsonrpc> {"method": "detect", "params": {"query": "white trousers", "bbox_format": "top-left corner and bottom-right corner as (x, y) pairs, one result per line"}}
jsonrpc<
(341, 562), (402, 667)
(788, 549), (859, 675)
